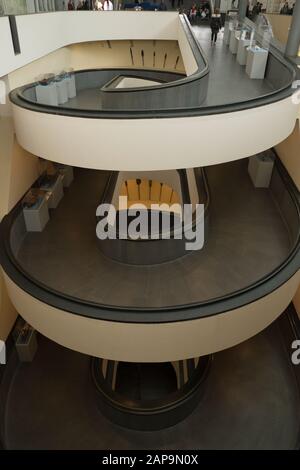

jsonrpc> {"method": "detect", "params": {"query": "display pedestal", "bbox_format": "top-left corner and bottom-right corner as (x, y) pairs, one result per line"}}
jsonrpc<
(40, 175), (64, 209)
(56, 80), (69, 104)
(26, 0), (36, 13)
(246, 47), (269, 79)
(36, 83), (58, 106)
(223, 23), (232, 45)
(237, 38), (251, 65)
(248, 153), (274, 188)
(23, 197), (49, 232)
(229, 30), (240, 54)
(59, 166), (74, 187)
(66, 75), (77, 99)
(16, 328), (37, 362)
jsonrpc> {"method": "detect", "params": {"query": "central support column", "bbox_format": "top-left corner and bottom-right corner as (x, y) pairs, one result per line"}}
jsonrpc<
(238, 0), (248, 22)
(285, 0), (300, 57)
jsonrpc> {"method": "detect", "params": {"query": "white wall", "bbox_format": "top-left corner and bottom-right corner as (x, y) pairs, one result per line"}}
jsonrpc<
(3, 270), (299, 361)
(275, 120), (300, 191)
(0, 12), (180, 77)
(12, 96), (298, 171)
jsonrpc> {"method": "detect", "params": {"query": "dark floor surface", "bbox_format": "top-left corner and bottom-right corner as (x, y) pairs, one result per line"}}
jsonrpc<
(63, 25), (274, 112)
(193, 25), (274, 107)
(16, 159), (290, 309)
(3, 319), (300, 449)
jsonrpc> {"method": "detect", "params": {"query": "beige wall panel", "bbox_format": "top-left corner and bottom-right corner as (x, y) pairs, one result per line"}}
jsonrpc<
(266, 14), (292, 45)
(0, 275), (17, 341)
(12, 97), (298, 171)
(275, 121), (300, 191)
(1, 12), (179, 77)
(3, 270), (299, 362)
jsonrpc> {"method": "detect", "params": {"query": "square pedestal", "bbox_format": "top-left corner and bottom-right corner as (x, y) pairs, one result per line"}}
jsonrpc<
(26, 0), (36, 13)
(223, 23), (232, 45)
(59, 166), (74, 187)
(246, 47), (269, 79)
(66, 75), (77, 99)
(23, 196), (49, 232)
(16, 328), (37, 362)
(56, 80), (69, 104)
(237, 38), (251, 65)
(248, 153), (274, 188)
(36, 83), (58, 106)
(229, 30), (240, 54)
(40, 175), (64, 209)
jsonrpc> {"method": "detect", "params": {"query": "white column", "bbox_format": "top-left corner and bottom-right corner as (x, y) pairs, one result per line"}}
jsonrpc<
(285, 0), (300, 57)
(26, 0), (36, 13)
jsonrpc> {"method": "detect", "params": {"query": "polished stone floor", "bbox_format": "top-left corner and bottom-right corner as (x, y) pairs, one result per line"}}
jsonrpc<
(3, 317), (300, 450)
(62, 25), (274, 112)
(193, 25), (274, 107)
(16, 159), (290, 309)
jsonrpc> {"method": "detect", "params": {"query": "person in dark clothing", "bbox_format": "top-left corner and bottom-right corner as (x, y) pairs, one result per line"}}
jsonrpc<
(210, 8), (222, 44)
(280, 1), (289, 14)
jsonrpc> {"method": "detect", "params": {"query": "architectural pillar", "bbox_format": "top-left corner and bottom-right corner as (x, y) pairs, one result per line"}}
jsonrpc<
(285, 0), (300, 57)
(238, 0), (248, 22)
(214, 0), (221, 9)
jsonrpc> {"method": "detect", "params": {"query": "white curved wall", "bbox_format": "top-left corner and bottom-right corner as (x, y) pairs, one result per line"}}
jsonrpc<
(0, 12), (180, 77)
(3, 270), (299, 362)
(12, 96), (298, 171)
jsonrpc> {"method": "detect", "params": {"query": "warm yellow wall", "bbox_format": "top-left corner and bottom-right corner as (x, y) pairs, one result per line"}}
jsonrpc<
(68, 40), (185, 73)
(275, 122), (300, 317)
(275, 121), (300, 191)
(0, 276), (17, 341)
(266, 13), (292, 45)
(8, 138), (40, 212)
(7, 40), (185, 90)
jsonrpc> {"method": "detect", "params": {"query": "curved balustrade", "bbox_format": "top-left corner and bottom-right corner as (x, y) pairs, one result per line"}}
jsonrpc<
(9, 13), (297, 118)
(1, 154), (299, 326)
(9, 15), (210, 114)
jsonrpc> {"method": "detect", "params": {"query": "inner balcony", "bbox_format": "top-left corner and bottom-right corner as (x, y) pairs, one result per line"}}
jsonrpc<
(2, 151), (299, 315)
(5, 11), (298, 170)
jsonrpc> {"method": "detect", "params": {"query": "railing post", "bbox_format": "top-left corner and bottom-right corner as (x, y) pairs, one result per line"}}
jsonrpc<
(285, 0), (300, 57)
(238, 0), (248, 22)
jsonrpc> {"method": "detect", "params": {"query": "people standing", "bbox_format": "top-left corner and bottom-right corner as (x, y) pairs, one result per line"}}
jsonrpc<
(280, 1), (289, 14)
(103, 0), (113, 9)
(189, 3), (197, 22)
(95, 0), (103, 9)
(210, 8), (222, 45)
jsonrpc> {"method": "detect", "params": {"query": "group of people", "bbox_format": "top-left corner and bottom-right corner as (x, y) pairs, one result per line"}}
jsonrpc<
(280, 2), (295, 15)
(188, 3), (210, 22)
(67, 0), (113, 9)
(249, 1), (263, 20)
